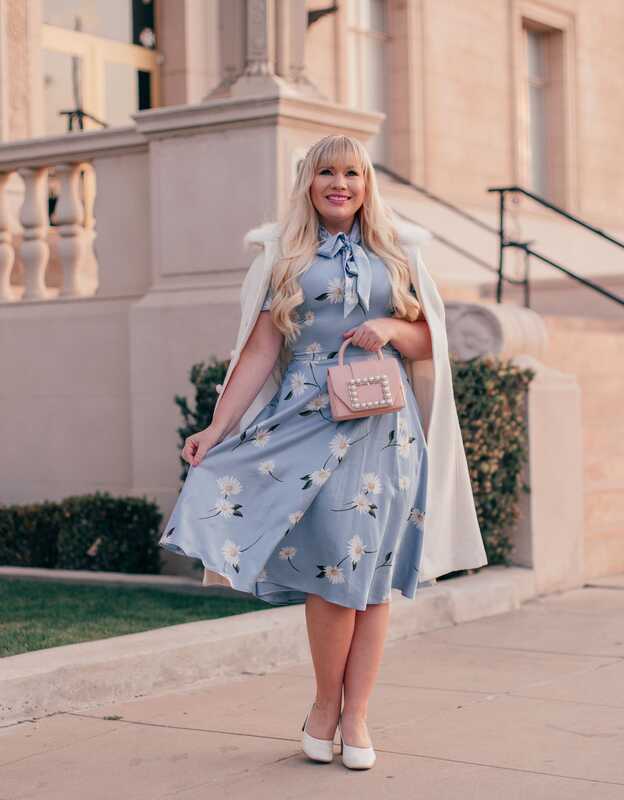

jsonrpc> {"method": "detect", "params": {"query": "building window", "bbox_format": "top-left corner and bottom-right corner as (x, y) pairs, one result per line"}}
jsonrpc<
(346, 0), (389, 163)
(526, 28), (548, 197)
(41, 0), (159, 135)
(521, 21), (566, 204)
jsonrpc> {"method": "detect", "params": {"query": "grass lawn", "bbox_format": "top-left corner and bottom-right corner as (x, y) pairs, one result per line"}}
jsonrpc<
(0, 577), (271, 658)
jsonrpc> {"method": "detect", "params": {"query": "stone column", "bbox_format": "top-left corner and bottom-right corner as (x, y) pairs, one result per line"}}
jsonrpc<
(208, 0), (323, 99)
(242, 0), (274, 76)
(286, 0), (307, 84)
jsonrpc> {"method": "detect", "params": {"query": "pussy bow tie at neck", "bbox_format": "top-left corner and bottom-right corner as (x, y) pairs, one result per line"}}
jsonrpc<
(317, 217), (372, 318)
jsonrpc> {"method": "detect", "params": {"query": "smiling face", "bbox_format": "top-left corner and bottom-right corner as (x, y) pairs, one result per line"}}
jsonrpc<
(309, 159), (366, 235)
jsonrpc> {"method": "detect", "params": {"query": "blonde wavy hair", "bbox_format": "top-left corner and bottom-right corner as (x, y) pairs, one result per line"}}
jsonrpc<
(267, 134), (422, 348)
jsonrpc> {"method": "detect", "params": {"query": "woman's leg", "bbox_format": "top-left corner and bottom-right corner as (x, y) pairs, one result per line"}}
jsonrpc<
(304, 593), (356, 739)
(341, 599), (391, 746)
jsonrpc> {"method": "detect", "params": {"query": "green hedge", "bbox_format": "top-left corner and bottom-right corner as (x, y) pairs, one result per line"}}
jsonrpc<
(176, 354), (535, 567)
(0, 491), (162, 574)
(451, 355), (535, 565)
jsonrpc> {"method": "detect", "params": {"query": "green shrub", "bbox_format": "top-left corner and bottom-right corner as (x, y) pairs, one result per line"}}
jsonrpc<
(0, 501), (62, 568)
(0, 492), (162, 574)
(451, 355), (535, 565)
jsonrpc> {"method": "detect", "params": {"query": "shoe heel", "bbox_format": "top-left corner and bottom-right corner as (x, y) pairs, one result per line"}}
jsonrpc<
(301, 706), (335, 763)
(338, 714), (376, 769)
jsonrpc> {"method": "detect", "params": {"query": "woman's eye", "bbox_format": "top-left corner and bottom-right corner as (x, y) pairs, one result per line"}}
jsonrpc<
(319, 168), (358, 176)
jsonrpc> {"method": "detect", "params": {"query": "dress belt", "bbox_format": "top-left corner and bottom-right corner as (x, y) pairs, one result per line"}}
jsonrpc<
(290, 343), (403, 361)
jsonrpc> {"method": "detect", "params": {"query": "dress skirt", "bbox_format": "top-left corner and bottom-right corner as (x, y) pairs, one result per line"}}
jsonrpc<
(159, 345), (429, 611)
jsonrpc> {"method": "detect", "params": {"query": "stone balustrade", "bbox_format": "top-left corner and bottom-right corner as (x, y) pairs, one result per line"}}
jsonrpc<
(0, 126), (147, 303)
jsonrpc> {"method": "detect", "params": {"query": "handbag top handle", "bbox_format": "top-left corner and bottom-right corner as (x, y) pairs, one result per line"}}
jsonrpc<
(337, 336), (385, 365)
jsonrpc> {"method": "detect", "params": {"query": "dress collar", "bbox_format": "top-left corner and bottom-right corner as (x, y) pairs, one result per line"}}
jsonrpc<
(316, 216), (372, 318)
(318, 215), (361, 245)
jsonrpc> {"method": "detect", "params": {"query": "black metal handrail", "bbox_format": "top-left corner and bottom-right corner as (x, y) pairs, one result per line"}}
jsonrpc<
(373, 163), (520, 287)
(375, 163), (623, 309)
(488, 185), (624, 250)
(488, 186), (624, 307)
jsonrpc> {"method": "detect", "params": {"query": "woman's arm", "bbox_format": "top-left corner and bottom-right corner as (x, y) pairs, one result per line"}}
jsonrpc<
(185, 311), (283, 465)
(211, 311), (284, 440)
(386, 318), (433, 361)
(342, 317), (433, 361)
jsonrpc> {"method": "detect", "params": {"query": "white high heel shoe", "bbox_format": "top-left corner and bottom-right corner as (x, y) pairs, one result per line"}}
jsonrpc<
(301, 705), (336, 763)
(338, 712), (376, 769)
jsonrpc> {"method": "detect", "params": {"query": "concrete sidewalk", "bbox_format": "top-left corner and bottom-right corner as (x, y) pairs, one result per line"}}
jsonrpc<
(1, 576), (623, 799)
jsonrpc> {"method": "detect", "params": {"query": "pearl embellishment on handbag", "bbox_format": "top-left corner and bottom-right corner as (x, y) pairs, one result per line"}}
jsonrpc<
(347, 373), (393, 409)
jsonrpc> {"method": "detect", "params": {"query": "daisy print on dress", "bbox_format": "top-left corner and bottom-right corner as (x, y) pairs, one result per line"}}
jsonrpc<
(316, 533), (377, 584)
(329, 432), (351, 462)
(315, 275), (345, 304)
(278, 545), (302, 572)
(283, 509), (305, 536)
(231, 421), (280, 451)
(293, 309), (316, 327)
(316, 564), (346, 584)
(258, 459), (284, 482)
(300, 341), (340, 362)
(346, 534), (378, 571)
(199, 475), (244, 519)
(381, 417), (416, 458)
(298, 363), (336, 419)
(330, 471), (383, 518)
(300, 429), (370, 490)
(283, 370), (312, 401)
(221, 530), (268, 573)
(300, 391), (331, 420)
(300, 466), (332, 490)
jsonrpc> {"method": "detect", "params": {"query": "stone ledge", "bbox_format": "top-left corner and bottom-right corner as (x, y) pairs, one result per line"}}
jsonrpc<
(0, 565), (232, 596)
(0, 565), (535, 725)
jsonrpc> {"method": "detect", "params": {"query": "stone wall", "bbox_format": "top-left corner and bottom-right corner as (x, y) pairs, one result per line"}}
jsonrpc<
(540, 315), (624, 578)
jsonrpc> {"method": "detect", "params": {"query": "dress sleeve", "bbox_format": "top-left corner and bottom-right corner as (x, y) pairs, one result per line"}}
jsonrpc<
(260, 283), (273, 311)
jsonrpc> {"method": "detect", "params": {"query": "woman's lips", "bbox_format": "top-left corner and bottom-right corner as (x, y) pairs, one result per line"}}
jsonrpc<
(326, 195), (351, 205)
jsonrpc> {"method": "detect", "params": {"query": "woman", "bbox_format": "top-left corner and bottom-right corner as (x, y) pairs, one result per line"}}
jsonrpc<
(159, 134), (487, 770)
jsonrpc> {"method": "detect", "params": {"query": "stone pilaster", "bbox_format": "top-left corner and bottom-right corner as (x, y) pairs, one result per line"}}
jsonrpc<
(206, 0), (325, 100)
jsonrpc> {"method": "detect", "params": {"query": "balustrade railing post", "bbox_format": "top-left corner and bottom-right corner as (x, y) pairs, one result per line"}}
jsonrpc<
(523, 241), (533, 309)
(0, 171), (15, 302)
(18, 166), (50, 301)
(54, 162), (86, 297)
(80, 162), (99, 295)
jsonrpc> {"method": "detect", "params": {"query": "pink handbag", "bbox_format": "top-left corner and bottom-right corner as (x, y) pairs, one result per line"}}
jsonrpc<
(326, 337), (406, 421)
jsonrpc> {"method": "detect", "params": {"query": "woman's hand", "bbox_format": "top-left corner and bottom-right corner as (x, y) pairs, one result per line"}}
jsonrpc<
(341, 318), (397, 352)
(182, 424), (223, 467)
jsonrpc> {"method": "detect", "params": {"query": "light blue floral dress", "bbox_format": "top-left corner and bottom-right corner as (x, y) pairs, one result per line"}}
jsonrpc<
(159, 216), (429, 611)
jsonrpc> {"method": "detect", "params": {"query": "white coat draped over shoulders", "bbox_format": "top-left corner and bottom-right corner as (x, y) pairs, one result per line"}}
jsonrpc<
(202, 216), (488, 588)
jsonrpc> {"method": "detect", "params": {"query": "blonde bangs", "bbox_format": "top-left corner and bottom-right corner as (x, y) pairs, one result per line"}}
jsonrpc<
(312, 136), (369, 178)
